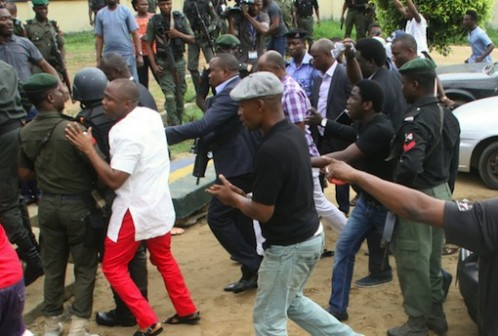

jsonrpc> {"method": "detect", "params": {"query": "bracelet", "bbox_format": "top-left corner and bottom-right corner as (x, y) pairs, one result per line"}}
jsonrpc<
(439, 95), (448, 102)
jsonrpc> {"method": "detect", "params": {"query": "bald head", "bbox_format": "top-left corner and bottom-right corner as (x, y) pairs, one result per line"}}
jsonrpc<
(309, 38), (335, 72)
(212, 53), (239, 73)
(311, 38), (334, 54)
(100, 52), (131, 81)
(257, 51), (286, 78)
(111, 78), (139, 103)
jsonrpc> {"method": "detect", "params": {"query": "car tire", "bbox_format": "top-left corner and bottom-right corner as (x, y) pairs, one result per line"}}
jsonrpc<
(478, 142), (498, 189)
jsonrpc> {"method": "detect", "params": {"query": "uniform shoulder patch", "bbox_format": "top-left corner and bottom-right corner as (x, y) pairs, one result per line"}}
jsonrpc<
(455, 199), (473, 212)
(403, 132), (416, 152)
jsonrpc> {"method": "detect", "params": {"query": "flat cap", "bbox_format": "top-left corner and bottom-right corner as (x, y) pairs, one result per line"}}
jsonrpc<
(398, 58), (437, 74)
(230, 71), (283, 101)
(215, 34), (240, 48)
(22, 73), (59, 94)
(285, 28), (308, 40)
(32, 0), (49, 6)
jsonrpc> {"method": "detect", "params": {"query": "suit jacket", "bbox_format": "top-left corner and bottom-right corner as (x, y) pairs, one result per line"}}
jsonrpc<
(310, 63), (352, 154)
(166, 76), (260, 178)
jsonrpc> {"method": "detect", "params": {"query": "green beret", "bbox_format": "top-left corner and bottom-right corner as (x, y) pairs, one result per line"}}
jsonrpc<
(22, 73), (59, 94)
(398, 57), (437, 75)
(32, 0), (49, 5)
(215, 34), (240, 48)
(284, 28), (308, 40)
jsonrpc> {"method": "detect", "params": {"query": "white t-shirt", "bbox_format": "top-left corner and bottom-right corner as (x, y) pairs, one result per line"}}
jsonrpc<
(107, 106), (175, 242)
(405, 14), (428, 55)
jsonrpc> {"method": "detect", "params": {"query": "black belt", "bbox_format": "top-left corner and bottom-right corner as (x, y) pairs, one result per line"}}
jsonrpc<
(0, 120), (22, 135)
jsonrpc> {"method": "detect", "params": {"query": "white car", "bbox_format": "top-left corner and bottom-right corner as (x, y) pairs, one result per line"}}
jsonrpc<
(453, 96), (498, 189)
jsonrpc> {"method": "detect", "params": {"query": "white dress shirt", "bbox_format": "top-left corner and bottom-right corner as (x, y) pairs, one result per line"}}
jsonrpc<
(107, 106), (175, 242)
(317, 61), (338, 134)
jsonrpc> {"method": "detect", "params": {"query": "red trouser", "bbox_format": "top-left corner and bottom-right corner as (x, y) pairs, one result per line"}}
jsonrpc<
(102, 210), (197, 328)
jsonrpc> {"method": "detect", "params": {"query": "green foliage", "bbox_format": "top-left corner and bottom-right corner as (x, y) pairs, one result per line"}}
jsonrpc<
(372, 0), (493, 55)
(314, 20), (343, 40)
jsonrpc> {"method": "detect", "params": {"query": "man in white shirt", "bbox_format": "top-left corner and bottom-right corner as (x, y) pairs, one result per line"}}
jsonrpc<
(65, 79), (199, 336)
(393, 0), (430, 59)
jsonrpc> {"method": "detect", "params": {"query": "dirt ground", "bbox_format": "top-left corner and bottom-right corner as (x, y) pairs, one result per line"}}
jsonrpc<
(25, 46), (498, 336)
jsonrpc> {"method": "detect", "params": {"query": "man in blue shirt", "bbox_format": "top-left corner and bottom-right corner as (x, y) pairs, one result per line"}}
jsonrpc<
(285, 29), (320, 99)
(463, 9), (495, 64)
(95, 0), (144, 81)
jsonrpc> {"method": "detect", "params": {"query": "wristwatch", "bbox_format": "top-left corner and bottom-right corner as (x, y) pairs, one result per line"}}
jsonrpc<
(320, 118), (327, 127)
(137, 51), (143, 56)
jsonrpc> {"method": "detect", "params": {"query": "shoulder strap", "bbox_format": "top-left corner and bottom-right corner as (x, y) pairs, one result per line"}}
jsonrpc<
(32, 118), (71, 164)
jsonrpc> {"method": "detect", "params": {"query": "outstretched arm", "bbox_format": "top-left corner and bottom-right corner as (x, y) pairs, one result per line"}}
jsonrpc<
(327, 159), (446, 227)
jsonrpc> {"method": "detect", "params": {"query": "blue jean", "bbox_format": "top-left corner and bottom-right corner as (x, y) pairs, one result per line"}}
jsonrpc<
(267, 35), (287, 57)
(254, 232), (362, 336)
(329, 195), (389, 313)
(0, 279), (26, 336)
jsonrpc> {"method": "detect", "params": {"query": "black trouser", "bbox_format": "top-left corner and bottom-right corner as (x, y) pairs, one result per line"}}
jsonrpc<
(366, 227), (392, 277)
(207, 174), (262, 278)
(0, 126), (33, 249)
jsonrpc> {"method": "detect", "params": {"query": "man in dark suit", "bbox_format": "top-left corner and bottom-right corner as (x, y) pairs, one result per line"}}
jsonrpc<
(166, 53), (262, 293)
(307, 38), (352, 216)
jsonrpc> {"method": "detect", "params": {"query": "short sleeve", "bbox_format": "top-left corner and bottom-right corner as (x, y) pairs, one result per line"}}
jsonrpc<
(94, 11), (103, 35)
(109, 131), (141, 175)
(444, 199), (498, 256)
(126, 8), (139, 32)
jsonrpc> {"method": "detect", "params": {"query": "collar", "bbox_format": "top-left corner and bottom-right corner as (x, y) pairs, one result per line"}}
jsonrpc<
(215, 75), (238, 94)
(264, 118), (290, 139)
(322, 61), (337, 78)
(291, 52), (313, 68)
(34, 110), (65, 120)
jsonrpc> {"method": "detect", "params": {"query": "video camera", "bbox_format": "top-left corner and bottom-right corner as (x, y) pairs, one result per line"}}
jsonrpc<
(219, 0), (255, 18)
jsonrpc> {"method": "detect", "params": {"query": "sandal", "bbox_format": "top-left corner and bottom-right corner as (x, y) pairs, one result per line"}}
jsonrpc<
(133, 322), (163, 336)
(163, 311), (200, 325)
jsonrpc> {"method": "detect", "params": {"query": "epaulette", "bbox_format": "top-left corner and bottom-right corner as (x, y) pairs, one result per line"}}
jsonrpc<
(25, 19), (34, 25)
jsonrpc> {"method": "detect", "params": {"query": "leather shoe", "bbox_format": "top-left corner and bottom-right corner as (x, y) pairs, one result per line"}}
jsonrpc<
(96, 309), (136, 327)
(223, 275), (258, 293)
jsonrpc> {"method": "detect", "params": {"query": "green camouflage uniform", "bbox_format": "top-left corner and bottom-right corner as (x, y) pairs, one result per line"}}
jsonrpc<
(145, 11), (193, 126)
(183, 0), (219, 94)
(25, 18), (64, 75)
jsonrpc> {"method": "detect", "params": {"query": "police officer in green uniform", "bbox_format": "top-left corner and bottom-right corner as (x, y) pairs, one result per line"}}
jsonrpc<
(25, 0), (66, 76)
(195, 34), (252, 112)
(387, 58), (455, 336)
(144, 0), (194, 126)
(183, 0), (219, 94)
(18, 74), (99, 336)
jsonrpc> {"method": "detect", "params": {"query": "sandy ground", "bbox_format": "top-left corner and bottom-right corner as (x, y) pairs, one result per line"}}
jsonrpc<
(24, 46), (498, 336)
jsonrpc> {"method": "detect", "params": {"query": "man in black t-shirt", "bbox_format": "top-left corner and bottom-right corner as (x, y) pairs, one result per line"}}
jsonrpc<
(207, 72), (362, 336)
(312, 80), (394, 321)
(326, 160), (498, 336)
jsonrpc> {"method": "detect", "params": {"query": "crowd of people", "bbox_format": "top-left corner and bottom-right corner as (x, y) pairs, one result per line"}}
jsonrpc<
(0, 0), (497, 335)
